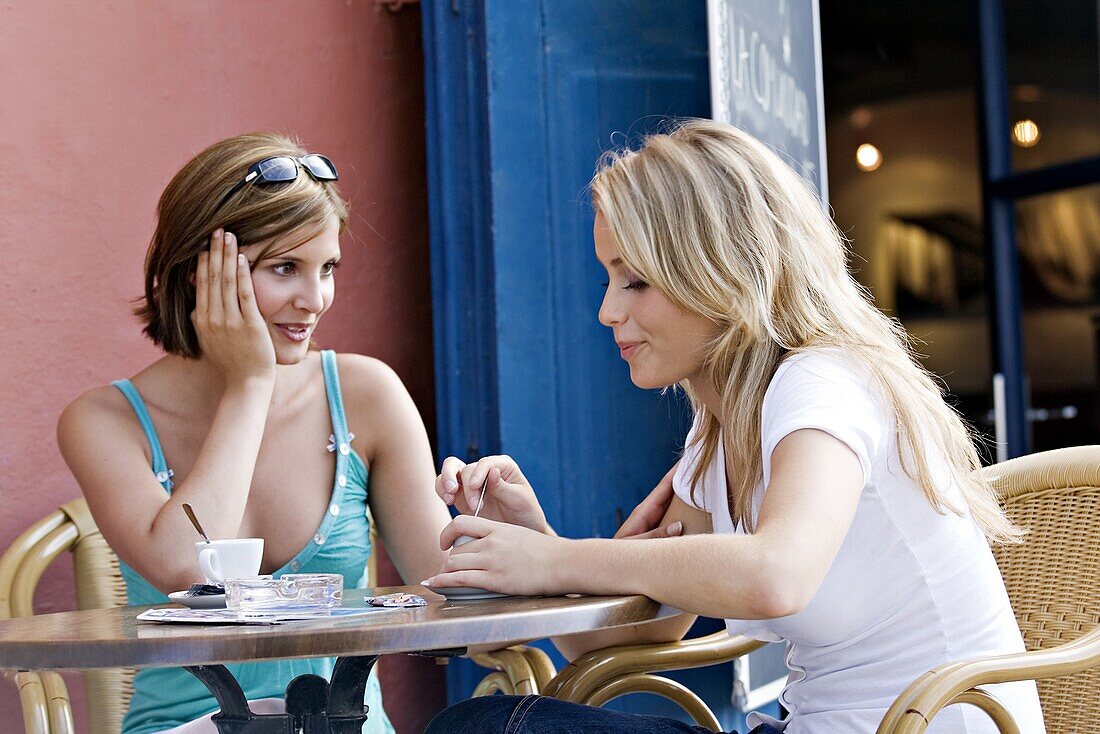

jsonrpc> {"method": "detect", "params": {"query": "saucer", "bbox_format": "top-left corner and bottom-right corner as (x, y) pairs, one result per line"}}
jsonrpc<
(425, 585), (509, 601)
(168, 591), (227, 609)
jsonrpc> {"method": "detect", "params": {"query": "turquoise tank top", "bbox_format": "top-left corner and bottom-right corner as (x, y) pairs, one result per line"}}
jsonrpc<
(112, 351), (393, 734)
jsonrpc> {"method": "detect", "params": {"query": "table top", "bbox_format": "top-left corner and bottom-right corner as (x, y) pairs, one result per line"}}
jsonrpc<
(0, 585), (671, 671)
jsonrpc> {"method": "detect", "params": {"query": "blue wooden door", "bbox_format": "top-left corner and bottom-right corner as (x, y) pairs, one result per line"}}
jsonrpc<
(422, 1), (763, 728)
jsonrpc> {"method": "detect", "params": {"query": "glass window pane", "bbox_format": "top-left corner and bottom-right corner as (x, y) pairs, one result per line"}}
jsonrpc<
(1005, 0), (1100, 171)
(1017, 184), (1100, 450)
(826, 89), (996, 458)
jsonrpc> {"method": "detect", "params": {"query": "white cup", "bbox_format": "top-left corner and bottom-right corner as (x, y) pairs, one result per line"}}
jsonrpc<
(195, 538), (264, 584)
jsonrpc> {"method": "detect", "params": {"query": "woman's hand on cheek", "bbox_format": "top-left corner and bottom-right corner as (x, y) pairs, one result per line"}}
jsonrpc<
(191, 229), (277, 386)
(424, 516), (570, 597)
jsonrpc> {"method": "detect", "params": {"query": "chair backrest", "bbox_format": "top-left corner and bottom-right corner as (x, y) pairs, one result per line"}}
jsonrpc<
(985, 445), (1100, 731)
(0, 498), (133, 734)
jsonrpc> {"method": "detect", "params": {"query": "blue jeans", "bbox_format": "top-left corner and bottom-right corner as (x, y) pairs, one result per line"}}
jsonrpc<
(424, 695), (783, 734)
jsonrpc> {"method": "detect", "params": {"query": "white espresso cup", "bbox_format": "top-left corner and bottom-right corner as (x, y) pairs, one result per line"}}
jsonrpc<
(195, 538), (264, 584)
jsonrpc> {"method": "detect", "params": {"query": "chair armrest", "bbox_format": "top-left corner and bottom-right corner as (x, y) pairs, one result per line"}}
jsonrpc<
(0, 510), (68, 619)
(877, 623), (1100, 733)
(516, 645), (557, 692)
(458, 633), (764, 732)
(470, 646), (558, 696)
(13, 671), (50, 734)
(8, 670), (74, 734)
(545, 631), (764, 702)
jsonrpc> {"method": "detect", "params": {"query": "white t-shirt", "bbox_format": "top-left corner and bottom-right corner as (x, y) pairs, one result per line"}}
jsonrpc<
(672, 350), (1044, 734)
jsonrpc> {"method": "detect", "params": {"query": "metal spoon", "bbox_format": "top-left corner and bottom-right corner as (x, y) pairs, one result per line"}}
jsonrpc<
(452, 477), (489, 548)
(182, 503), (211, 544)
(473, 475), (488, 518)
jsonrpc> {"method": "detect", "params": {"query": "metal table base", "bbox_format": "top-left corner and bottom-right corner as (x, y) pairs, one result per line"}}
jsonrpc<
(185, 655), (377, 734)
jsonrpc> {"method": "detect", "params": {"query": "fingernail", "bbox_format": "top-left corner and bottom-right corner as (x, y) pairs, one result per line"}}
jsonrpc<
(444, 480), (458, 492)
(420, 578), (433, 586)
(667, 521), (683, 535)
(214, 228), (223, 237)
(238, 254), (246, 265)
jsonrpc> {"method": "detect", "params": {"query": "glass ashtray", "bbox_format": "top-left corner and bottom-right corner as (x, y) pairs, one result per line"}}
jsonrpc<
(224, 573), (343, 617)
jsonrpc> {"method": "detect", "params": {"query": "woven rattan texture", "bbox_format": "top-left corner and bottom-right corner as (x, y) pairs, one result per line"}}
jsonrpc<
(73, 518), (134, 734)
(993, 480), (1100, 731)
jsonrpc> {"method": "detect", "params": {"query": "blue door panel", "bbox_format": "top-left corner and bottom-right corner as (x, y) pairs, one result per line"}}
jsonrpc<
(484, 0), (563, 526)
(546, 66), (709, 538)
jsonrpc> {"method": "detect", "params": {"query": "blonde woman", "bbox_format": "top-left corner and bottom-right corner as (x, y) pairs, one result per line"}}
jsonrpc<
(423, 120), (1044, 733)
(58, 133), (450, 734)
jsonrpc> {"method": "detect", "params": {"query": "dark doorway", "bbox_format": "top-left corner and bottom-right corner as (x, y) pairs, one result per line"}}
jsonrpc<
(820, 0), (1100, 458)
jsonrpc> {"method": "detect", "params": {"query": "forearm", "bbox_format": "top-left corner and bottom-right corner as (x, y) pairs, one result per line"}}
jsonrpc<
(146, 379), (273, 574)
(558, 534), (783, 620)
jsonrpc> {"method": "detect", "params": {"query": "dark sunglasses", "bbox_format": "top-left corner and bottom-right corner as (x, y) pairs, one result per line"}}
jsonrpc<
(213, 154), (339, 213)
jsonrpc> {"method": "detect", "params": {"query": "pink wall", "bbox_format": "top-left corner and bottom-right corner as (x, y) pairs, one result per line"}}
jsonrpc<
(0, 2), (444, 731)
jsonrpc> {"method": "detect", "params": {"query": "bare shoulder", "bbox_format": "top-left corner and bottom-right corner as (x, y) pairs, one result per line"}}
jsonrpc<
(58, 385), (140, 442)
(57, 384), (151, 477)
(333, 353), (410, 406)
(333, 353), (428, 462)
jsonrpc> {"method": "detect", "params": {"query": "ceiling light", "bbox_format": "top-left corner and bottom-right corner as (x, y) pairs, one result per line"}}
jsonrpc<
(855, 143), (882, 172)
(1012, 119), (1041, 148)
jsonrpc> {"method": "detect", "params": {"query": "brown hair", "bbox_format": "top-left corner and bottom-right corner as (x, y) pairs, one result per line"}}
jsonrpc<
(136, 132), (348, 357)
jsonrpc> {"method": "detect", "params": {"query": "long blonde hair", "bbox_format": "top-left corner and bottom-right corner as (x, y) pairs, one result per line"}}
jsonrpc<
(591, 119), (1019, 543)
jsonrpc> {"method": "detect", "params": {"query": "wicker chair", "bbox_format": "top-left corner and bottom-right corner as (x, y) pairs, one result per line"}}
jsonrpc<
(878, 445), (1100, 733)
(0, 498), (133, 734)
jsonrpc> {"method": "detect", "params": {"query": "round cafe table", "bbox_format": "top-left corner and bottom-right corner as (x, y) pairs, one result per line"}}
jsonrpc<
(0, 585), (673, 733)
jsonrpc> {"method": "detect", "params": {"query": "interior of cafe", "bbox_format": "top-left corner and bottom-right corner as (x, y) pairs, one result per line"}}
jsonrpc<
(822, 0), (1099, 456)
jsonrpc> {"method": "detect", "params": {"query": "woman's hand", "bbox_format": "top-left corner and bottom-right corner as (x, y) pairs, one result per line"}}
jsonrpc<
(191, 229), (276, 386)
(614, 463), (683, 539)
(436, 455), (550, 534)
(424, 515), (569, 597)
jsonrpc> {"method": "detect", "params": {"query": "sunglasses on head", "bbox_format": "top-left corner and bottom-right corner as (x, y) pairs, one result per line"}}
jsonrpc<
(213, 153), (339, 213)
